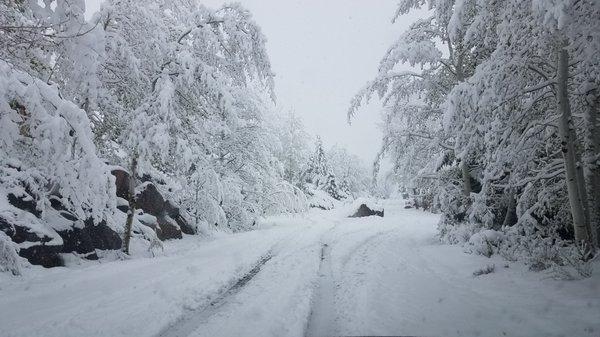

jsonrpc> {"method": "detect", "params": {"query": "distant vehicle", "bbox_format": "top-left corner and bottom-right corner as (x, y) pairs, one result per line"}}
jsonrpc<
(403, 198), (415, 209)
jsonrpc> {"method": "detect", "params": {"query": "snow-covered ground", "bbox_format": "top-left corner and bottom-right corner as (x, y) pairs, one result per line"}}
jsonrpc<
(1, 201), (599, 337)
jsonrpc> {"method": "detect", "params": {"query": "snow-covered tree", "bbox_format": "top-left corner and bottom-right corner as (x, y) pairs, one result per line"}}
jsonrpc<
(275, 110), (310, 187)
(327, 145), (369, 198)
(351, 0), (600, 267)
(0, 0), (311, 264)
(0, 1), (116, 228)
(303, 137), (330, 188)
(301, 137), (367, 201)
(90, 0), (307, 241)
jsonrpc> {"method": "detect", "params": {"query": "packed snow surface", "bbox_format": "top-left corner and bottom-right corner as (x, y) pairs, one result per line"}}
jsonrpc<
(1, 200), (599, 337)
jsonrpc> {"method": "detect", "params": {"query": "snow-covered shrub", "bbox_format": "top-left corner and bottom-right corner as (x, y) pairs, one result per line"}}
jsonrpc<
(307, 189), (337, 210)
(438, 221), (479, 245)
(551, 243), (595, 280)
(467, 230), (505, 257)
(472, 264), (495, 277)
(0, 231), (20, 276)
(498, 223), (563, 272)
(436, 165), (471, 225)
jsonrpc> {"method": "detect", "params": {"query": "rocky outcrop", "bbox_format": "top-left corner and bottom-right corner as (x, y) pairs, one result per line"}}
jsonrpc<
(57, 219), (122, 260)
(8, 192), (40, 217)
(0, 170), (194, 269)
(19, 244), (63, 268)
(136, 183), (165, 215)
(135, 183), (185, 240)
(1, 189), (123, 267)
(0, 216), (63, 268)
(165, 200), (195, 235)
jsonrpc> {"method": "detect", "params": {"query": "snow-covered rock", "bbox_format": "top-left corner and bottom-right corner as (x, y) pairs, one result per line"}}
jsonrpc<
(135, 183), (191, 240)
(0, 210), (64, 268)
(348, 198), (384, 218)
(57, 219), (122, 260)
(111, 167), (132, 200)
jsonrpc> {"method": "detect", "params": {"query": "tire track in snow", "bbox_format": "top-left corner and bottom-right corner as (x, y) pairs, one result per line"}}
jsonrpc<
(156, 253), (273, 337)
(305, 242), (335, 337)
(305, 223), (395, 337)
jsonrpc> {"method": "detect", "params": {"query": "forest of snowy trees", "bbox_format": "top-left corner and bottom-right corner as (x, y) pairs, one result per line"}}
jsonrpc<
(1, 0), (599, 280)
(0, 0), (368, 272)
(351, 0), (600, 275)
(1, 2), (599, 336)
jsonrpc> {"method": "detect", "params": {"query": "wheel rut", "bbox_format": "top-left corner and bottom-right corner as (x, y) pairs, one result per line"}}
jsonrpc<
(157, 253), (273, 337)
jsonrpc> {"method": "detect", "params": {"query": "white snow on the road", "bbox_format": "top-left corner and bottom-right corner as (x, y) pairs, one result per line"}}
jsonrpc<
(1, 201), (599, 337)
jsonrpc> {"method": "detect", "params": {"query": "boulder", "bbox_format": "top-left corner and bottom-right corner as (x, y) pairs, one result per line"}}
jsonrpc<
(0, 216), (64, 268)
(111, 168), (131, 200)
(135, 184), (186, 240)
(165, 200), (195, 235)
(46, 196), (122, 259)
(48, 195), (79, 222)
(8, 192), (40, 217)
(57, 218), (122, 260)
(116, 197), (130, 214)
(136, 183), (165, 216)
(136, 211), (182, 241)
(350, 204), (384, 218)
(19, 244), (63, 268)
(156, 215), (183, 240)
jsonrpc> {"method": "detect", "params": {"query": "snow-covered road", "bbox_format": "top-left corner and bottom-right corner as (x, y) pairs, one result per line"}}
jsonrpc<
(1, 201), (599, 337)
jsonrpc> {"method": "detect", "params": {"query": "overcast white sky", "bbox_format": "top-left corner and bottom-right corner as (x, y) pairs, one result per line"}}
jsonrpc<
(86, 1), (424, 163)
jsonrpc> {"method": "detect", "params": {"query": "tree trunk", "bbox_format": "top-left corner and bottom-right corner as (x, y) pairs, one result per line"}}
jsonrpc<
(502, 188), (518, 228)
(584, 87), (600, 247)
(122, 155), (138, 255)
(461, 160), (472, 196)
(454, 45), (472, 198)
(556, 47), (593, 250)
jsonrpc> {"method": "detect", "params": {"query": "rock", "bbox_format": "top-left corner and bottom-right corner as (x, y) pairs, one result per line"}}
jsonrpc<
(116, 197), (129, 213)
(48, 195), (79, 221)
(349, 204), (384, 218)
(1, 176), (129, 268)
(19, 244), (63, 268)
(86, 219), (122, 251)
(8, 192), (41, 217)
(49, 195), (67, 212)
(136, 183), (165, 216)
(136, 211), (182, 241)
(156, 215), (183, 240)
(57, 218), (122, 260)
(111, 168), (131, 200)
(0, 216), (64, 268)
(137, 211), (158, 228)
(135, 184), (186, 240)
(165, 201), (195, 235)
(58, 210), (78, 222)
